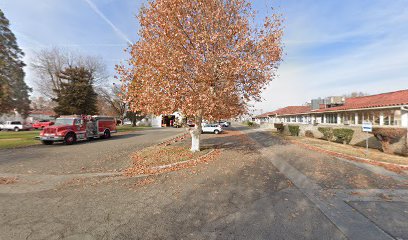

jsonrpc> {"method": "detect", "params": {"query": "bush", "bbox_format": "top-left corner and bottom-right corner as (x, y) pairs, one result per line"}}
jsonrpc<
(274, 123), (284, 134)
(242, 121), (259, 127)
(318, 127), (333, 141)
(333, 128), (354, 144)
(288, 125), (300, 136)
(305, 130), (314, 138)
(372, 127), (407, 154)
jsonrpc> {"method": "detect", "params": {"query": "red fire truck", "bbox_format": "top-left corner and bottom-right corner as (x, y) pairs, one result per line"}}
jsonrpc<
(39, 115), (117, 145)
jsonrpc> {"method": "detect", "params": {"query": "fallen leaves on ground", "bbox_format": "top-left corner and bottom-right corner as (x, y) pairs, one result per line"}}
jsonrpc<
(0, 177), (18, 184)
(134, 177), (155, 187)
(124, 133), (222, 176)
(124, 149), (221, 176)
(290, 140), (408, 173)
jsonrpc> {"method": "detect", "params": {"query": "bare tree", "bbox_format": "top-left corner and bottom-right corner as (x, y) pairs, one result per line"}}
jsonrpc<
(30, 96), (56, 111)
(343, 92), (368, 98)
(31, 47), (108, 99)
(97, 84), (127, 123)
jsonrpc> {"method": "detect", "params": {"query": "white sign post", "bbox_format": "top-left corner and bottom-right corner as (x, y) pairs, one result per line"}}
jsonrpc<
(362, 122), (373, 156)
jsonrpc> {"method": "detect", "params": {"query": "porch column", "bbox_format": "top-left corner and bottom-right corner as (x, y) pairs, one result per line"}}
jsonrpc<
(355, 113), (358, 125)
(337, 113), (341, 125)
(379, 112), (384, 126)
(323, 114), (326, 124)
(402, 111), (408, 127)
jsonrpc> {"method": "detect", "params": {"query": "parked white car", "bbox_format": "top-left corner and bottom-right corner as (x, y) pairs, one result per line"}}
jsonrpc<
(201, 123), (223, 134)
(218, 121), (230, 127)
(0, 121), (31, 131)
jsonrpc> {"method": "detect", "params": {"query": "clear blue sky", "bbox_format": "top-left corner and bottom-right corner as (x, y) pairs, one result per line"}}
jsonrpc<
(1, 0), (407, 113)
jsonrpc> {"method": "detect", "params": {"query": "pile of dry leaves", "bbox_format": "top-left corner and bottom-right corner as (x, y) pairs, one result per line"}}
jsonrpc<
(0, 177), (18, 185)
(124, 133), (221, 176)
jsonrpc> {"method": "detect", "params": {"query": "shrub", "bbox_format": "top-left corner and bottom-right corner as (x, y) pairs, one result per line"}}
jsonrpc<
(242, 121), (259, 127)
(305, 130), (314, 138)
(274, 123), (284, 134)
(288, 125), (300, 136)
(318, 127), (333, 141)
(333, 128), (354, 144)
(372, 127), (407, 154)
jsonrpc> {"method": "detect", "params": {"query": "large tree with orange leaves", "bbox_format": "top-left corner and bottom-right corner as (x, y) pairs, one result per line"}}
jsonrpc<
(117, 0), (283, 151)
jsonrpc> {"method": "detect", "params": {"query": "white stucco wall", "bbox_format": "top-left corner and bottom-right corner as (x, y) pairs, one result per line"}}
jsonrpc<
(151, 115), (162, 128)
(401, 110), (408, 127)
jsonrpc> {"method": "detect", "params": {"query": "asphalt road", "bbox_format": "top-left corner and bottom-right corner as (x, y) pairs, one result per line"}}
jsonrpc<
(1, 126), (408, 240)
(0, 128), (184, 175)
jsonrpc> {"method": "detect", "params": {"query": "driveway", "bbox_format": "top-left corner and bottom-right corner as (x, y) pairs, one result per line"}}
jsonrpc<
(1, 126), (408, 240)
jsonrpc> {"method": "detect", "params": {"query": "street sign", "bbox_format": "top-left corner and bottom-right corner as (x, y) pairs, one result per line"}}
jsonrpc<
(362, 122), (372, 132)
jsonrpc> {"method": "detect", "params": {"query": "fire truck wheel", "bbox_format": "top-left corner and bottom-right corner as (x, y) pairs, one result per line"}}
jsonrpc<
(102, 129), (111, 139)
(41, 140), (53, 145)
(64, 133), (77, 145)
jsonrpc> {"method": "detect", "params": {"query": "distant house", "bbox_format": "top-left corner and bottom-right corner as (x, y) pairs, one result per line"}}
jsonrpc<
(1, 109), (57, 123)
(254, 111), (275, 124)
(267, 106), (311, 125)
(261, 89), (408, 128)
(151, 112), (183, 128)
(0, 110), (24, 123)
(27, 110), (56, 123)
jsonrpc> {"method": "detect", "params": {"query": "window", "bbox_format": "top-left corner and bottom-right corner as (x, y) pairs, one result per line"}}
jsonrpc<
(358, 112), (363, 124)
(384, 115), (390, 125)
(11, 121), (21, 125)
(55, 118), (74, 126)
(74, 119), (81, 125)
(350, 113), (355, 124)
(326, 114), (337, 124)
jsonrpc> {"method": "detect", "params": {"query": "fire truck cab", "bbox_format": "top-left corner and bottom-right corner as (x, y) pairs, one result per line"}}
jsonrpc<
(39, 115), (117, 145)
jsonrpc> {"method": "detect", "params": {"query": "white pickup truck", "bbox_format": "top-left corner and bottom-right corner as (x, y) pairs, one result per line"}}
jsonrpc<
(0, 121), (32, 131)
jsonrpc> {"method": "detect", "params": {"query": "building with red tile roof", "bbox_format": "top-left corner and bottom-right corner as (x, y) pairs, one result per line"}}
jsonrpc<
(255, 89), (408, 127)
(272, 106), (311, 116)
(312, 89), (408, 113)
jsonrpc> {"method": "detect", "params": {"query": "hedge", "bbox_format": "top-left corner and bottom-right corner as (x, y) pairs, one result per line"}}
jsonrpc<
(372, 127), (407, 154)
(305, 130), (314, 138)
(318, 127), (333, 141)
(288, 125), (300, 136)
(333, 128), (354, 144)
(274, 123), (284, 134)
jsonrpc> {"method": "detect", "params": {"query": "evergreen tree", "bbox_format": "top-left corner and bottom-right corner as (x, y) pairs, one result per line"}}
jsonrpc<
(53, 67), (98, 115)
(0, 9), (31, 117)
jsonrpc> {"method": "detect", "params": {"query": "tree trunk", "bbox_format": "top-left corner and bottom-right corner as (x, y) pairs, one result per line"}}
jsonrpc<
(190, 115), (203, 152)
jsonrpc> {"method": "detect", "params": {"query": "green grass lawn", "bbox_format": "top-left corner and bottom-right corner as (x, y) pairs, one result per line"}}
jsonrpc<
(116, 125), (150, 132)
(0, 130), (40, 149)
